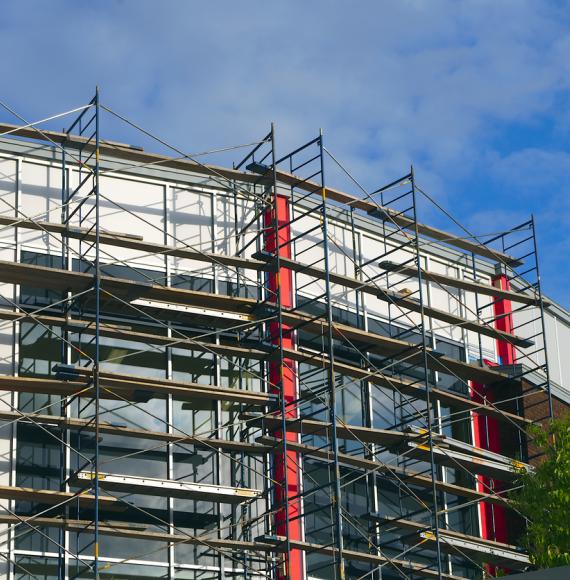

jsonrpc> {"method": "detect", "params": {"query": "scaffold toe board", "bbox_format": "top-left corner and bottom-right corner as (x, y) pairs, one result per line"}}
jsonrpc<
(0, 215), (266, 271)
(281, 310), (519, 385)
(261, 254), (533, 347)
(246, 412), (531, 472)
(72, 471), (262, 503)
(270, 167), (520, 267)
(406, 441), (531, 481)
(0, 207), (531, 345)
(0, 260), (522, 385)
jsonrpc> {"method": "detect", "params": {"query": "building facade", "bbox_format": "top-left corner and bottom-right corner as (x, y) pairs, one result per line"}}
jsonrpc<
(0, 102), (567, 580)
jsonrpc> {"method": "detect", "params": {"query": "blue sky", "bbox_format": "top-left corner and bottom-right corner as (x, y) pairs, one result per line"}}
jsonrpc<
(1, 0), (569, 307)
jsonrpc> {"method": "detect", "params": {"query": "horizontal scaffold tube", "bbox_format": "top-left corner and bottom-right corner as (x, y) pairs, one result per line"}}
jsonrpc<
(274, 255), (533, 347)
(0, 307), (532, 426)
(0, 484), (120, 509)
(272, 166), (521, 267)
(380, 260), (548, 307)
(0, 407), (515, 507)
(281, 310), (516, 385)
(0, 411), (507, 505)
(0, 215), (265, 272)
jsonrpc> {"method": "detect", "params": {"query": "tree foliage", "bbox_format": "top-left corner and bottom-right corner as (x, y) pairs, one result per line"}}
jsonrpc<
(514, 412), (570, 568)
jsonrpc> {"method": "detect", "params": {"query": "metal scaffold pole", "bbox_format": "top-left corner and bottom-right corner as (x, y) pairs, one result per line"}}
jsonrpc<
(410, 165), (444, 579)
(318, 130), (345, 580)
(530, 215), (553, 420)
(269, 122), (293, 579)
(93, 85), (101, 580)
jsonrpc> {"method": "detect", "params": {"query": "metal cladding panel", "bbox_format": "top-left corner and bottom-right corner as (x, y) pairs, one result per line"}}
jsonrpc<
(92, 173), (165, 269)
(359, 232), (420, 324)
(293, 216), (359, 313)
(214, 191), (259, 275)
(169, 186), (214, 279)
(292, 213), (325, 294)
(19, 161), (63, 253)
(463, 282), (497, 362)
(513, 305), (547, 370)
(427, 258), (463, 343)
(544, 308), (570, 391)
(0, 158), (17, 245)
(326, 220), (358, 310)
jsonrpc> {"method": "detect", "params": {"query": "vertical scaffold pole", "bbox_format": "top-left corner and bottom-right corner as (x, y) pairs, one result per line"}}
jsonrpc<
(266, 123), (303, 580)
(93, 86), (101, 580)
(410, 166), (443, 579)
(318, 130), (345, 580)
(530, 215), (553, 419)
(58, 119), (68, 580)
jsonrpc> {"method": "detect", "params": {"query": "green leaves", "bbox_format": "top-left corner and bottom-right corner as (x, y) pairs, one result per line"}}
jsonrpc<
(514, 413), (570, 569)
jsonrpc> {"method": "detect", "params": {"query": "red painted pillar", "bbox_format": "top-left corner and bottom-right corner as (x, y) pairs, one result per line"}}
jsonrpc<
(471, 380), (507, 543)
(264, 194), (303, 580)
(470, 271), (513, 574)
(492, 273), (516, 367)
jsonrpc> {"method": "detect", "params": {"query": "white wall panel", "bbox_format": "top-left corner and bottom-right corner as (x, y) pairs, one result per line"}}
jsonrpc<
(544, 309), (562, 386)
(461, 272), (496, 362)
(0, 158), (17, 247)
(214, 193), (259, 283)
(170, 186), (213, 280)
(327, 221), (357, 310)
(19, 161), (62, 254)
(428, 259), (463, 343)
(548, 313), (570, 390)
(293, 213), (326, 302)
(361, 235), (422, 328)
(512, 305), (545, 370)
(94, 174), (165, 271)
(293, 216), (358, 310)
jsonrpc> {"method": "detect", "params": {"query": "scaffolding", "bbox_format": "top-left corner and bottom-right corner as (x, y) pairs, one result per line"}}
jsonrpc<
(0, 90), (554, 580)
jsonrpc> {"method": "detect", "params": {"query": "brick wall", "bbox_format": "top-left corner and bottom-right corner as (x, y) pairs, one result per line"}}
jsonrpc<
(521, 384), (570, 465)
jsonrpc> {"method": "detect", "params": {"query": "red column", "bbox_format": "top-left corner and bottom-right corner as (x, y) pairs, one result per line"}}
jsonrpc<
(471, 380), (507, 543)
(492, 273), (516, 367)
(264, 194), (303, 580)
(470, 272), (513, 573)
